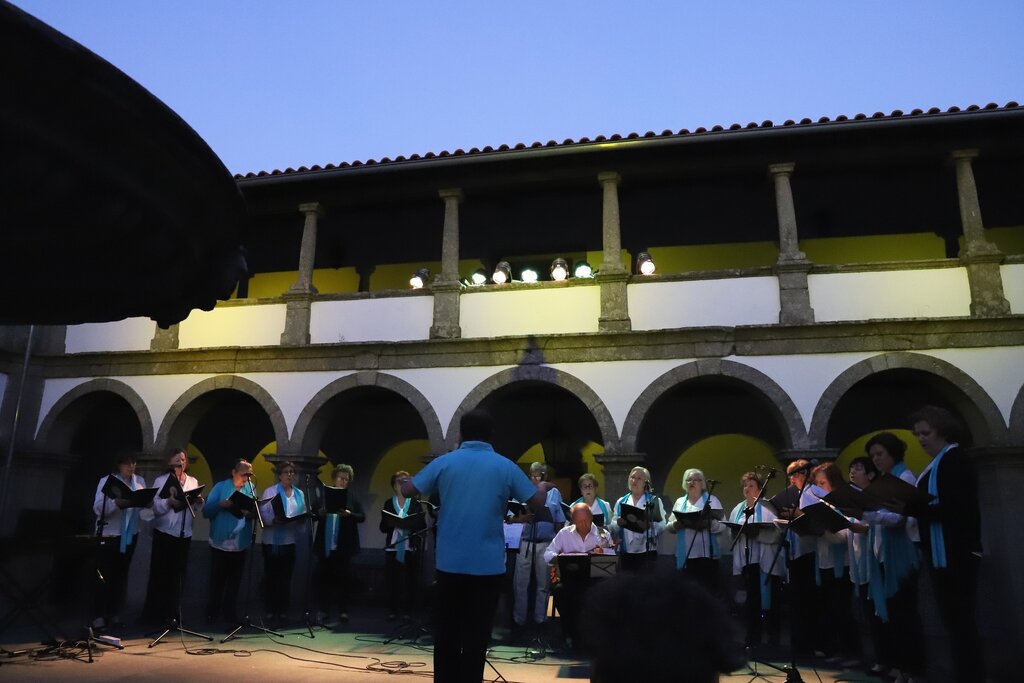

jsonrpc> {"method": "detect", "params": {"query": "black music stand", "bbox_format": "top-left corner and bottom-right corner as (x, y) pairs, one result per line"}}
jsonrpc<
(223, 479), (281, 642)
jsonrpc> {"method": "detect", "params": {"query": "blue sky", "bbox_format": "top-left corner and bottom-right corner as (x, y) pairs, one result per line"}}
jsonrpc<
(13, 1), (1024, 176)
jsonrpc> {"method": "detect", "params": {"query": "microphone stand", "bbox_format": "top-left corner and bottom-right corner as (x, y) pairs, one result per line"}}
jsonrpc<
(149, 470), (211, 647)
(684, 480), (718, 567)
(84, 481), (123, 662)
(381, 510), (434, 646)
(223, 476), (280, 642)
(300, 474), (316, 639)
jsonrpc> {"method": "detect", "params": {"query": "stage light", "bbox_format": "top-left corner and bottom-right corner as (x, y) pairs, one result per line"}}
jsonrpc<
(409, 267), (430, 289)
(492, 261), (511, 284)
(520, 267), (539, 283)
(636, 252), (656, 275)
(470, 269), (488, 286)
(550, 258), (568, 281)
(573, 261), (593, 278)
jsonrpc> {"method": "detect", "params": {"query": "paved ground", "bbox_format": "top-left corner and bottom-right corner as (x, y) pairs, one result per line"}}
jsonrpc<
(0, 612), (889, 682)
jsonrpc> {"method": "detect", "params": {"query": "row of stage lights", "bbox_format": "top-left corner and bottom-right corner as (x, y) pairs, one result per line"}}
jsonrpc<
(410, 253), (655, 289)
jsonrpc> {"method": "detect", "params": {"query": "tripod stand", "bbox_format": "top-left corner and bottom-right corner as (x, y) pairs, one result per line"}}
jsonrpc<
(148, 486), (211, 647)
(223, 476), (280, 643)
(381, 502), (433, 645)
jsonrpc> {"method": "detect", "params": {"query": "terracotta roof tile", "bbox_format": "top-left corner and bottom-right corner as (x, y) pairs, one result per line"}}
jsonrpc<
(235, 101), (1022, 179)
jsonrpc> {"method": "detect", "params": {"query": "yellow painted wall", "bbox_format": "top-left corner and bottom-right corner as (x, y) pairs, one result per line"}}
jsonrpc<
(648, 243), (778, 272)
(803, 233), (946, 264)
(835, 429), (932, 478)
(986, 225), (1024, 256)
(663, 435), (781, 515)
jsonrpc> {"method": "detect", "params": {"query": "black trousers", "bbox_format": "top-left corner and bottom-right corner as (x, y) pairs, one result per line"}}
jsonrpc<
(93, 535), (137, 622)
(787, 553), (818, 657)
(618, 550), (658, 573)
(206, 547), (247, 622)
(741, 564), (781, 646)
(928, 554), (983, 683)
(315, 550), (353, 614)
(683, 556), (720, 596)
(142, 530), (191, 623)
(384, 550), (421, 614)
(261, 543), (296, 617)
(433, 570), (502, 683)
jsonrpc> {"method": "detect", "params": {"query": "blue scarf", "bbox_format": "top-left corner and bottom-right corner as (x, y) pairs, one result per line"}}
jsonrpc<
(117, 474), (138, 554)
(676, 492), (718, 569)
(926, 444), (956, 568)
(392, 496), (412, 563)
(879, 464), (919, 593)
(733, 501), (772, 609)
(271, 483), (306, 554)
(616, 492), (658, 549)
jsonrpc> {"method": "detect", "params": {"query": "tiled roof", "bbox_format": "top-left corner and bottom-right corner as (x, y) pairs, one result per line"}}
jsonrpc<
(235, 101), (1020, 180)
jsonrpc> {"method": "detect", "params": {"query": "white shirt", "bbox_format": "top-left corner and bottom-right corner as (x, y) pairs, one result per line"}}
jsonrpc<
(611, 492), (668, 554)
(151, 471), (200, 538)
(543, 524), (613, 564)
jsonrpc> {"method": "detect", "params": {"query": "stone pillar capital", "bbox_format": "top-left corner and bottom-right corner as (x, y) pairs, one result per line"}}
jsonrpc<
(438, 188), (463, 202)
(774, 448), (839, 466)
(950, 148), (980, 163)
(298, 201), (323, 215)
(594, 452), (646, 494)
(768, 162), (796, 177)
(597, 171), (621, 186)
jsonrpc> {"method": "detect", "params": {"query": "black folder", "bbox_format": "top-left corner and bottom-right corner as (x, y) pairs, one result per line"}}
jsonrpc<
(101, 476), (158, 508)
(268, 493), (310, 524)
(158, 475), (205, 503)
(322, 485), (349, 514)
(864, 474), (933, 515)
(789, 502), (851, 537)
(227, 489), (257, 518)
(618, 503), (653, 533)
(767, 485), (802, 519)
(382, 509), (426, 530)
(823, 483), (882, 518)
(672, 508), (724, 530)
(506, 499), (528, 517)
(555, 554), (592, 585)
(724, 521), (782, 543)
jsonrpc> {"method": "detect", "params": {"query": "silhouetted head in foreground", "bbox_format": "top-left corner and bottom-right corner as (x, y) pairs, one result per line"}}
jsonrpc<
(582, 567), (745, 683)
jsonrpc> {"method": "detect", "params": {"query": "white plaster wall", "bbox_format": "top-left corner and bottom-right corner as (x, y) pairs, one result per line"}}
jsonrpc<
(65, 318), (156, 354)
(36, 348), (1023, 450)
(178, 304), (287, 349)
(809, 269), (971, 322)
(628, 277), (780, 330)
(1002, 263), (1024, 315)
(310, 298), (432, 343)
(459, 286), (600, 338)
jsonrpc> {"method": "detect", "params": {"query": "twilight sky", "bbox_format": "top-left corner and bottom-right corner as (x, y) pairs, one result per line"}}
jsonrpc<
(13, 1), (1024, 176)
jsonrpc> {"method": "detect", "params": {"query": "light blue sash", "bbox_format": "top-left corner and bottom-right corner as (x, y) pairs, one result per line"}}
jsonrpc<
(271, 483), (306, 554)
(118, 474), (138, 554)
(324, 513), (339, 558)
(926, 444), (955, 568)
(392, 496), (411, 563)
(733, 501), (772, 609)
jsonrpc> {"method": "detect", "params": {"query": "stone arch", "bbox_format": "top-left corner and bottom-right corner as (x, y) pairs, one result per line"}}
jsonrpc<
(291, 371), (445, 456)
(447, 365), (620, 454)
(620, 359), (807, 453)
(1011, 382), (1024, 443)
(36, 378), (154, 451)
(808, 352), (1008, 447)
(154, 375), (288, 452)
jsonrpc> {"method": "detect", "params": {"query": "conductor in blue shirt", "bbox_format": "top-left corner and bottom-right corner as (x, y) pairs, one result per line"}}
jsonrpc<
(400, 409), (554, 683)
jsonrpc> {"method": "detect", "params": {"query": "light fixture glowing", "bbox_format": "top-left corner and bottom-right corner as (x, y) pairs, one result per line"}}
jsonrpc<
(470, 268), (488, 286)
(636, 252), (656, 275)
(520, 267), (539, 283)
(410, 267), (430, 289)
(573, 261), (593, 278)
(492, 261), (511, 284)
(550, 258), (568, 281)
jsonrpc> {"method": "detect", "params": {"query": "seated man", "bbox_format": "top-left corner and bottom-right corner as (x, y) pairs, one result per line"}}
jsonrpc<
(544, 502), (613, 651)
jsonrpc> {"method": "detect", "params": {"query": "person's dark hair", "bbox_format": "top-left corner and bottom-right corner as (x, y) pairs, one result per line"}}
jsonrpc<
(849, 456), (879, 479)
(232, 458), (251, 473)
(740, 471), (763, 488)
(811, 462), (845, 490)
(112, 449), (137, 469)
(583, 567), (744, 682)
(909, 405), (962, 442)
(786, 458), (811, 476)
(460, 409), (493, 442)
(275, 460), (296, 476)
(865, 431), (907, 463)
(167, 447), (187, 462)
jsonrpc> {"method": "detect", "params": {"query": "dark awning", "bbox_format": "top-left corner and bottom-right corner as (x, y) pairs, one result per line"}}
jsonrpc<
(0, 1), (247, 328)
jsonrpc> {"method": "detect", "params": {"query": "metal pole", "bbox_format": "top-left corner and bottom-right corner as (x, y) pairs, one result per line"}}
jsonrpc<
(0, 324), (34, 525)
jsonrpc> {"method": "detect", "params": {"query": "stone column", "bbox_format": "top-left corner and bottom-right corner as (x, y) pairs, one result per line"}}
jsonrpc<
(430, 189), (463, 339)
(150, 323), (179, 351)
(952, 150), (1011, 317)
(769, 163), (815, 325)
(774, 448), (839, 469)
(593, 452), (646, 498)
(597, 172), (631, 332)
(972, 446), (1024, 680)
(281, 202), (322, 346)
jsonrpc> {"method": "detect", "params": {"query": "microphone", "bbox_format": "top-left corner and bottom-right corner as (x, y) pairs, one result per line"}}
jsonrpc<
(643, 479), (653, 492)
(706, 479), (720, 487)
